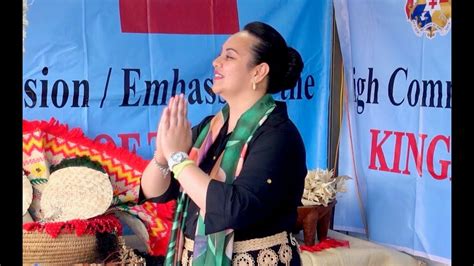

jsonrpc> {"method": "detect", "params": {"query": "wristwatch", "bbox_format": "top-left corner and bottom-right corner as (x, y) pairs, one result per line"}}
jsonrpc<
(167, 151), (189, 170)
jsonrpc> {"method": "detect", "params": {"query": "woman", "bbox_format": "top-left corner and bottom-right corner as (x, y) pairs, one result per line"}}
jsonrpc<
(141, 21), (307, 266)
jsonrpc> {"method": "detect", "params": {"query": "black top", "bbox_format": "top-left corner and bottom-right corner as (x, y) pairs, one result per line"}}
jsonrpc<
(140, 101), (307, 241)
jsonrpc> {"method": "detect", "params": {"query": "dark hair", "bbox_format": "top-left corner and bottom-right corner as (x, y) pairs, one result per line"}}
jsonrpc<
(243, 21), (304, 94)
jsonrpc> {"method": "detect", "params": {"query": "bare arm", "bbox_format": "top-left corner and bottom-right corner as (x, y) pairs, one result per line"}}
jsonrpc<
(140, 155), (172, 199)
(174, 164), (211, 214)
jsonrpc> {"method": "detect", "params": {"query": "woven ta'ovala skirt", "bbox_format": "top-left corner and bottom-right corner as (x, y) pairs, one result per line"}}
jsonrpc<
(181, 231), (301, 266)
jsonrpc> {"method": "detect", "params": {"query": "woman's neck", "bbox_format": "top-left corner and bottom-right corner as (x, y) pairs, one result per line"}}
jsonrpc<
(226, 92), (266, 133)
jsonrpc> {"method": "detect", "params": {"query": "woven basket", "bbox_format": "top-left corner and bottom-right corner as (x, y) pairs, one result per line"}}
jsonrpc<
(22, 214), (122, 264)
(23, 230), (97, 264)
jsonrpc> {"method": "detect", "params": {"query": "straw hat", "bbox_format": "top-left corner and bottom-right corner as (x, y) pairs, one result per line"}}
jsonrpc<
(23, 172), (33, 216)
(41, 166), (113, 222)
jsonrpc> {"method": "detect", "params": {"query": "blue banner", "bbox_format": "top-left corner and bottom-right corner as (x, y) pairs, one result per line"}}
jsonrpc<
(333, 0), (451, 263)
(23, 0), (333, 170)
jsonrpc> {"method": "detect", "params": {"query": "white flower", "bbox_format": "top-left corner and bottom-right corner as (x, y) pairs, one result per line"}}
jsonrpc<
(301, 168), (351, 206)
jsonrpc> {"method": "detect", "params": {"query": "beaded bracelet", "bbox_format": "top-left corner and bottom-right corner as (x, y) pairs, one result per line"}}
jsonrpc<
(153, 155), (170, 177)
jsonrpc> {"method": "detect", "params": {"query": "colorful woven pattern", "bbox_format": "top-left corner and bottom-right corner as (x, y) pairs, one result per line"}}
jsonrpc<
(23, 118), (175, 256)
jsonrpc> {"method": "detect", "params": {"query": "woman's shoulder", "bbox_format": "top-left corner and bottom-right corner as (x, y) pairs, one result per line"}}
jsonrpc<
(265, 101), (299, 132)
(252, 101), (304, 146)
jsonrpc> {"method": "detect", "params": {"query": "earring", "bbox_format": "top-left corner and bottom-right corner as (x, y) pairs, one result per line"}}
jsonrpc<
(252, 81), (256, 91)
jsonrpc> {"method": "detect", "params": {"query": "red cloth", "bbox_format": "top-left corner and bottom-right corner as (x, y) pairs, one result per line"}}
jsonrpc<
(300, 237), (350, 252)
(23, 214), (122, 238)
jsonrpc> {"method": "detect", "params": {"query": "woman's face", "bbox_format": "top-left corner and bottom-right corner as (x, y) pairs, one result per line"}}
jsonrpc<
(212, 31), (258, 98)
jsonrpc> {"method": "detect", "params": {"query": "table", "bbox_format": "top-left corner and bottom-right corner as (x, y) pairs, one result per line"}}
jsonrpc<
(297, 230), (425, 266)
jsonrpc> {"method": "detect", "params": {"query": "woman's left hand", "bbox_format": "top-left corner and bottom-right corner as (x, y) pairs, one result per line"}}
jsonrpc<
(160, 94), (192, 160)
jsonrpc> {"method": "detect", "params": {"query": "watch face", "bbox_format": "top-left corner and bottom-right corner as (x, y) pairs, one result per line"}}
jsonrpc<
(173, 153), (185, 162)
(169, 152), (188, 169)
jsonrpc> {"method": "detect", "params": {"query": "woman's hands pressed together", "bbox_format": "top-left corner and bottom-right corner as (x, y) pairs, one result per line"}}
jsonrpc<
(141, 95), (192, 198)
(159, 94), (192, 161)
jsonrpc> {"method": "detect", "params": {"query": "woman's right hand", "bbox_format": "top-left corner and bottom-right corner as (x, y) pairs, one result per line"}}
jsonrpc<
(154, 97), (175, 165)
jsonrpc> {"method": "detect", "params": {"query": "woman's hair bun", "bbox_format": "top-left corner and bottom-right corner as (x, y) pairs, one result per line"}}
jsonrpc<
(283, 47), (304, 89)
(243, 21), (304, 93)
